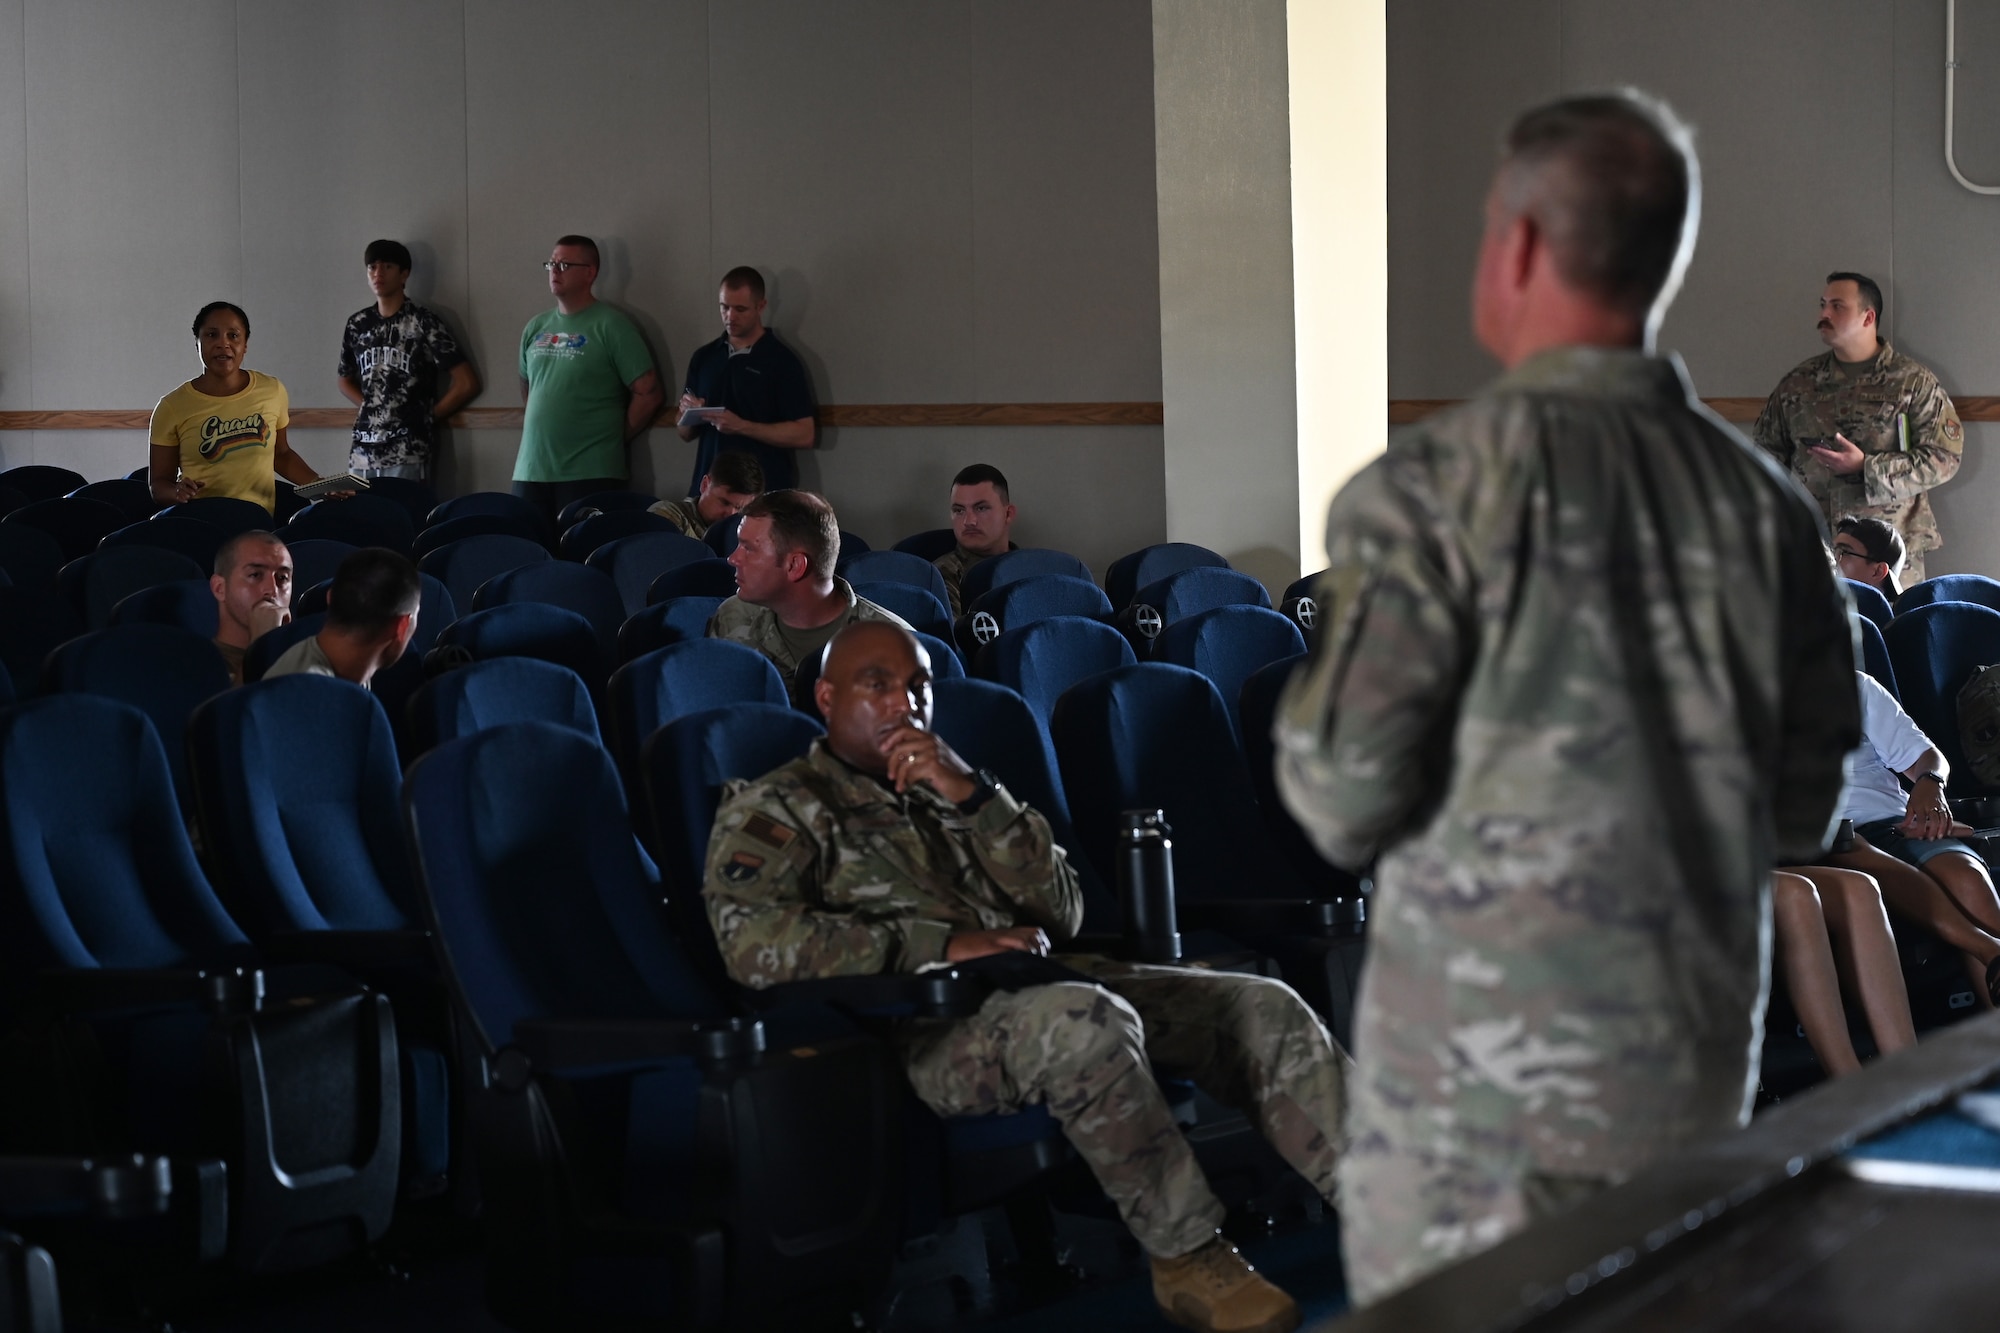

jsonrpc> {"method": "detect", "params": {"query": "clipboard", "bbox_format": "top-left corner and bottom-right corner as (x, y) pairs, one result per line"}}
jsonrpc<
(677, 405), (725, 428)
(292, 474), (369, 502)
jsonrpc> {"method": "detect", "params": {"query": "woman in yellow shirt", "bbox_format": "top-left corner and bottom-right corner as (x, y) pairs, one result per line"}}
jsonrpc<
(148, 302), (329, 514)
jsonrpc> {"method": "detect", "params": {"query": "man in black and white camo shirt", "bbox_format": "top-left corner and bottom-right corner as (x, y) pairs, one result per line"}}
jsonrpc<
(337, 239), (481, 482)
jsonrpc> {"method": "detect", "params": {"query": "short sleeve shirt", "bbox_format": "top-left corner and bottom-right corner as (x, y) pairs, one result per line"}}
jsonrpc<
(1843, 671), (1935, 825)
(336, 300), (468, 468)
(683, 330), (816, 496)
(516, 302), (656, 484)
(147, 371), (291, 513)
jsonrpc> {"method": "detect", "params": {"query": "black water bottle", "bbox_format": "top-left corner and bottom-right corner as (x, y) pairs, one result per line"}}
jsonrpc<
(1117, 810), (1182, 963)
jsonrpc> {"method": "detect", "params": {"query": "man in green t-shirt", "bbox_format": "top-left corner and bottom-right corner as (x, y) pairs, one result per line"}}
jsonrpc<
(513, 234), (665, 524)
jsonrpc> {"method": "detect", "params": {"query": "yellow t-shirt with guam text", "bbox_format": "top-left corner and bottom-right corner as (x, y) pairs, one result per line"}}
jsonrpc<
(147, 371), (290, 514)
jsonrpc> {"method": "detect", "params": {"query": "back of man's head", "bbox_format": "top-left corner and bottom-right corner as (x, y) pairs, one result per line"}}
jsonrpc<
(950, 463), (1010, 505)
(709, 450), (765, 497)
(1827, 270), (1885, 328)
(720, 265), (766, 300)
(744, 490), (839, 581)
(328, 548), (421, 636)
(364, 238), (412, 271)
(1497, 90), (1699, 323)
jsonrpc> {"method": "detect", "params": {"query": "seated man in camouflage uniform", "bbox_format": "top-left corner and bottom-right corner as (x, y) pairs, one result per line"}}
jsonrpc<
(706, 489), (910, 708)
(704, 620), (1349, 1333)
(646, 449), (763, 539)
(932, 462), (1019, 616)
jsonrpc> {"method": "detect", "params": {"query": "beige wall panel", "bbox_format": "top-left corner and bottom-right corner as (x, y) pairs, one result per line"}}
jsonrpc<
(0, 0), (27, 416)
(1893, 0), (2000, 578)
(708, 0), (975, 405)
(463, 0), (711, 492)
(812, 426), (1166, 580)
(968, 0), (1161, 402)
(24, 0), (239, 418)
(1386, 0), (1560, 399)
(1563, 0), (1895, 397)
(1153, 0), (1298, 593)
(237, 0), (471, 484)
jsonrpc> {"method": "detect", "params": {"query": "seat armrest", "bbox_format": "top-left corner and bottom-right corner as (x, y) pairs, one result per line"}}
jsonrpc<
(34, 967), (264, 1015)
(749, 970), (993, 1020)
(0, 1154), (172, 1222)
(1178, 897), (1366, 938)
(260, 929), (434, 971)
(502, 1016), (765, 1080)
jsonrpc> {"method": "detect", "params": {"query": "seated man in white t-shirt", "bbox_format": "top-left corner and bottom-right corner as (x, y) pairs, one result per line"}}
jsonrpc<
(265, 548), (420, 689)
(1819, 671), (2000, 1007)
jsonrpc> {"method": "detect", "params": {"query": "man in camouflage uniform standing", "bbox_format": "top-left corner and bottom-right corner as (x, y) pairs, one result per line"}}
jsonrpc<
(706, 489), (909, 708)
(707, 621), (1349, 1333)
(1753, 272), (1962, 585)
(1274, 92), (1858, 1307)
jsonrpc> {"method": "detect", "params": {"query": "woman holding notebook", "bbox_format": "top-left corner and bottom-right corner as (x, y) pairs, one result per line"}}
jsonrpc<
(148, 301), (337, 514)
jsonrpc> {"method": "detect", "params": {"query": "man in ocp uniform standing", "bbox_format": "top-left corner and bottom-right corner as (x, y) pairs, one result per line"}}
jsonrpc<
(1753, 271), (1962, 585)
(1276, 91), (1858, 1306)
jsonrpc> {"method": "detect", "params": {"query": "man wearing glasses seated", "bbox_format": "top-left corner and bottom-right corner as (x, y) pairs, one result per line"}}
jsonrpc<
(1834, 516), (1907, 600)
(511, 233), (665, 524)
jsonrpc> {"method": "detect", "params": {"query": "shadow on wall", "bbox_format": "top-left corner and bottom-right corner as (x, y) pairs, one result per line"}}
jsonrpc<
(1225, 545), (1302, 603)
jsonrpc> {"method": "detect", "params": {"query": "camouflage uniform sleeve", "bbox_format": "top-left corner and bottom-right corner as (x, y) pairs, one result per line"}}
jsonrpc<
(960, 785), (1085, 943)
(1771, 507), (1865, 862)
(702, 781), (954, 988)
(1862, 372), (1962, 508)
(1750, 385), (1795, 468)
(1272, 438), (1474, 868)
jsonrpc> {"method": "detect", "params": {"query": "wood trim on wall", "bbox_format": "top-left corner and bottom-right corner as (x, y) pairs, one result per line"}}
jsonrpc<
(1395, 396), (2000, 425)
(0, 401), (1168, 432)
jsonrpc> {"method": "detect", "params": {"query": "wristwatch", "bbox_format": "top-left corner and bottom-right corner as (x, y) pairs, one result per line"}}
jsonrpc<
(958, 767), (1001, 812)
(1911, 771), (1944, 788)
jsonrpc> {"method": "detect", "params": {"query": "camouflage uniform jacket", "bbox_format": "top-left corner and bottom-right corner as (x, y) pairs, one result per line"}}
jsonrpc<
(703, 738), (1084, 987)
(932, 543), (1014, 617)
(646, 496), (706, 539)
(1275, 346), (1859, 1178)
(1751, 340), (1963, 556)
(705, 578), (912, 705)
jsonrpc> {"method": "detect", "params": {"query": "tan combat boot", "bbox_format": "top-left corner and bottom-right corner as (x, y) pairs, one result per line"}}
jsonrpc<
(1151, 1234), (1302, 1333)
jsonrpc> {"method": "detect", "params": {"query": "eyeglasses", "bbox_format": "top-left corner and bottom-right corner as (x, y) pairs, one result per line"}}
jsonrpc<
(1832, 544), (1871, 560)
(543, 260), (595, 273)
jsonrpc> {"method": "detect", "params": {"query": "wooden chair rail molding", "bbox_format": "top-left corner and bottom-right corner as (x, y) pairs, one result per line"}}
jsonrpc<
(1394, 396), (2000, 424)
(0, 402), (1167, 431)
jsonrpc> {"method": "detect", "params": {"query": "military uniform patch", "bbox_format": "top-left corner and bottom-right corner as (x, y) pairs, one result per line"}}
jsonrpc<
(741, 813), (797, 850)
(722, 852), (766, 884)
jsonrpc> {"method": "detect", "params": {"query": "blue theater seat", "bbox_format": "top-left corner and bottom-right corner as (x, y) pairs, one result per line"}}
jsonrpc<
(959, 575), (1112, 662)
(1847, 578), (1894, 629)
(5, 497), (126, 562)
(1105, 542), (1229, 610)
(68, 476), (158, 526)
(43, 623), (231, 819)
(0, 522), (64, 590)
(417, 533), (550, 612)
(473, 560), (627, 660)
(608, 640), (788, 794)
(355, 475), (438, 533)
(402, 721), (905, 1328)
(414, 511), (546, 559)
(957, 548), (1092, 606)
(1858, 615), (1898, 700)
(851, 580), (954, 642)
(1897, 573), (2000, 617)
(58, 544), (206, 630)
(0, 586), (82, 701)
(0, 464), (86, 502)
(617, 594), (727, 662)
(558, 509), (678, 563)
(0, 695), (400, 1273)
(188, 675), (454, 1194)
(842, 550), (954, 607)
(171, 494), (278, 538)
(978, 615), (1136, 728)
(555, 489), (659, 530)
(436, 602), (607, 696)
(1131, 566), (1272, 625)
(1884, 601), (2000, 795)
(426, 491), (551, 545)
(283, 538), (358, 607)
(586, 530), (712, 616)
(111, 577), (221, 637)
(703, 511), (745, 558)
(648, 557), (739, 603)
(1151, 605), (1306, 741)
(407, 656), (600, 754)
(100, 515), (226, 570)
(889, 527), (956, 563)
(277, 492), (415, 553)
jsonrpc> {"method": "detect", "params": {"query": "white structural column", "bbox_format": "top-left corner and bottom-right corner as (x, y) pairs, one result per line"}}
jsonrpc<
(1152, 1), (1388, 590)
(1287, 0), (1388, 571)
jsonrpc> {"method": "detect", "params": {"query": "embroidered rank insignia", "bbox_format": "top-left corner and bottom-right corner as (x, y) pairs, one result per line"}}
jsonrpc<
(740, 813), (797, 850)
(722, 852), (765, 884)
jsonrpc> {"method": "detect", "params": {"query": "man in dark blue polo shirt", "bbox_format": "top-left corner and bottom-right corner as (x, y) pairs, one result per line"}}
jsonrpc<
(677, 266), (817, 496)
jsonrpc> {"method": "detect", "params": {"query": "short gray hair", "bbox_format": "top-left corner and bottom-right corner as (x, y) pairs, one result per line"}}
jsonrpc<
(1497, 90), (1700, 326)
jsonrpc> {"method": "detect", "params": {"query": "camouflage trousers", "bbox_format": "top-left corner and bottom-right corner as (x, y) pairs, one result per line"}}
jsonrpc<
(1898, 550), (1926, 588)
(900, 957), (1350, 1258)
(1338, 1090), (1613, 1307)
